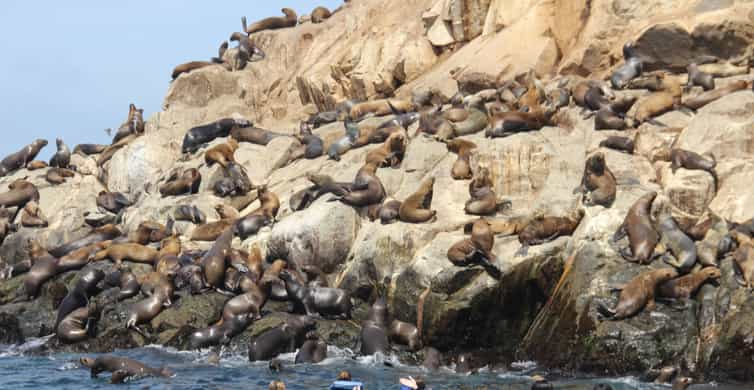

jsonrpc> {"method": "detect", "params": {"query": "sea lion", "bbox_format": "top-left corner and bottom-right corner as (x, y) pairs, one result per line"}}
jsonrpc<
(611, 42), (643, 89)
(573, 80), (613, 108)
(485, 107), (552, 138)
(327, 120), (360, 161)
(49, 224), (122, 258)
(686, 63), (714, 91)
(215, 162), (254, 198)
(599, 135), (635, 154)
(306, 111), (338, 128)
(0, 208), (17, 245)
(190, 219), (236, 242)
(97, 191), (131, 214)
(417, 106), (453, 139)
(574, 152), (616, 208)
(594, 108), (629, 130)
(93, 243), (159, 267)
(670, 148), (717, 191)
(673, 377), (692, 390)
(230, 126), (282, 146)
(332, 161), (385, 207)
(171, 60), (221, 80)
(295, 122), (324, 159)
(349, 99), (414, 121)
(174, 205), (206, 224)
(0, 179), (40, 208)
(446, 138), (476, 180)
(57, 302), (100, 343)
(280, 269), (352, 319)
(45, 167), (76, 185)
(517, 208), (585, 255)
(73, 144), (108, 156)
(112, 104), (144, 144)
(465, 167), (508, 216)
(103, 268), (140, 301)
(295, 331), (328, 363)
(372, 199), (401, 224)
(613, 192), (660, 264)
(160, 168), (202, 197)
(633, 73), (682, 124)
(23, 241), (107, 299)
(365, 131), (406, 168)
(360, 298), (390, 356)
(447, 218), (502, 278)
(55, 269), (105, 328)
(126, 273), (174, 332)
(655, 210), (698, 272)
(450, 105), (488, 137)
(399, 177), (437, 223)
(0, 139), (48, 176)
(79, 355), (172, 382)
(244, 8), (298, 35)
(205, 138), (239, 168)
(20, 201), (48, 228)
(389, 320), (421, 351)
(200, 227), (234, 289)
(697, 218), (733, 267)
(597, 268), (679, 319)
(731, 232), (754, 289)
(658, 267), (721, 299)
(49, 138), (71, 169)
(26, 160), (48, 170)
(175, 264), (206, 295)
(228, 32), (263, 71)
(248, 315), (316, 362)
(182, 118), (250, 153)
(310, 6), (332, 23)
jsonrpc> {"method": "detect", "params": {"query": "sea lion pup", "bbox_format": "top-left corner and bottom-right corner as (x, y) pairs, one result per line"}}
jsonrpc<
(182, 117), (250, 153)
(56, 269), (105, 333)
(327, 120), (360, 161)
(244, 8), (298, 35)
(205, 138), (239, 168)
(45, 167), (76, 185)
(96, 191), (131, 214)
(632, 73), (682, 124)
(73, 144), (107, 156)
(20, 201), (48, 228)
(49, 138), (71, 169)
(655, 208), (698, 272)
(574, 152), (616, 208)
(280, 269), (353, 319)
(310, 6), (332, 23)
(670, 148), (718, 191)
(173, 205), (206, 224)
(365, 131), (406, 168)
(731, 231), (754, 289)
(201, 226), (234, 289)
(79, 355), (173, 383)
(0, 179), (40, 208)
(658, 266), (721, 299)
(485, 105), (554, 138)
(293, 122), (324, 159)
(349, 99), (414, 121)
(683, 79), (750, 110)
(597, 267), (679, 320)
(26, 160), (48, 170)
(103, 268), (141, 301)
(517, 208), (585, 256)
(399, 177), (437, 223)
(610, 41), (643, 89)
(599, 135), (635, 154)
(0, 139), (48, 176)
(49, 224), (122, 258)
(465, 167), (509, 216)
(360, 298), (390, 355)
(295, 331), (328, 363)
(331, 161), (386, 207)
(447, 219), (502, 278)
(93, 243), (159, 267)
(159, 168), (201, 197)
(686, 63), (714, 91)
(445, 138), (476, 180)
(612, 192), (660, 264)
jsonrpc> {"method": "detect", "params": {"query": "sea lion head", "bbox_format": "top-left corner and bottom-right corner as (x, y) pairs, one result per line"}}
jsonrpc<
(34, 139), (49, 148)
(703, 267), (722, 284)
(587, 152), (606, 175)
(79, 357), (95, 368)
(282, 8), (297, 18)
(660, 268), (679, 281)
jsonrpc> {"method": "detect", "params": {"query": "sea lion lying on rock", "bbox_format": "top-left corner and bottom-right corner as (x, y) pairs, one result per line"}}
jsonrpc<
(598, 268), (678, 320)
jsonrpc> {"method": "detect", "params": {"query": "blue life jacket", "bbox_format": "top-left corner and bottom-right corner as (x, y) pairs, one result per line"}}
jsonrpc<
(330, 380), (364, 390)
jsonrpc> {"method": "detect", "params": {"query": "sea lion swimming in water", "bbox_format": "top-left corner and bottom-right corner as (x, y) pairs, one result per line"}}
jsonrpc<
(49, 138), (71, 169)
(295, 331), (328, 363)
(598, 268), (678, 320)
(244, 8), (298, 35)
(0, 139), (48, 177)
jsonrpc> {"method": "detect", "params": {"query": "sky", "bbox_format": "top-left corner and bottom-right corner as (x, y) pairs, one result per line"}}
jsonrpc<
(0, 0), (342, 160)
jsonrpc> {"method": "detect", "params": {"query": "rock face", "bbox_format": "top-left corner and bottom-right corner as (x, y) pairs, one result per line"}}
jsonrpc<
(2, 0), (754, 383)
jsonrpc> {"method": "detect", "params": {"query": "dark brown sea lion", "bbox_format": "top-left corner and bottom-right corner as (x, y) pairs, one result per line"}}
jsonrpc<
(49, 224), (122, 258)
(731, 232), (754, 289)
(23, 241), (107, 298)
(103, 268), (140, 301)
(112, 104), (145, 144)
(447, 218), (502, 278)
(597, 268), (679, 320)
(670, 148), (717, 191)
(126, 273), (174, 333)
(80, 355), (173, 382)
(190, 219), (236, 242)
(389, 320), (421, 351)
(294, 122), (324, 159)
(658, 267), (720, 299)
(697, 218), (733, 267)
(96, 191), (131, 214)
(399, 177), (437, 223)
(73, 144), (108, 156)
(244, 8), (298, 35)
(160, 168), (202, 197)
(201, 227), (234, 289)
(248, 315), (316, 362)
(573, 80), (612, 108)
(230, 126), (283, 146)
(0, 179), (40, 208)
(594, 108), (629, 130)
(183, 118), (250, 154)
(517, 208), (585, 256)
(574, 152), (616, 207)
(45, 167), (76, 185)
(365, 131), (406, 168)
(0, 139), (48, 176)
(49, 138), (71, 169)
(332, 161), (385, 207)
(360, 298), (390, 356)
(417, 106), (453, 139)
(280, 269), (352, 319)
(655, 209), (697, 272)
(465, 167), (508, 216)
(599, 135), (635, 154)
(171, 61), (219, 80)
(57, 303), (100, 343)
(686, 63), (714, 91)
(682, 79), (750, 110)
(610, 42), (643, 89)
(295, 331), (328, 363)
(310, 6), (332, 23)
(20, 201), (48, 228)
(26, 160), (48, 170)
(371, 198), (401, 224)
(205, 138), (239, 168)
(446, 138), (476, 180)
(613, 192), (660, 264)
(175, 264), (206, 295)
(485, 107), (553, 138)
(174, 205), (206, 224)
(633, 73), (682, 124)
(0, 208), (17, 246)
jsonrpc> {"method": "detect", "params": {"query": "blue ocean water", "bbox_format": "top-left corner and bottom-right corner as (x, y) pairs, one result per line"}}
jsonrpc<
(0, 339), (747, 389)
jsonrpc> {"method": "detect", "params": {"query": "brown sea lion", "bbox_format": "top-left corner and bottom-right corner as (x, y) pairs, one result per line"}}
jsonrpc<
(686, 63), (714, 91)
(0, 179), (40, 208)
(160, 168), (201, 197)
(295, 331), (328, 363)
(389, 320), (421, 351)
(171, 61), (218, 80)
(485, 106), (553, 138)
(655, 209), (698, 272)
(633, 73), (682, 124)
(236, 186), (279, 239)
(446, 138), (476, 180)
(349, 99), (414, 121)
(183, 118), (249, 154)
(574, 152), (616, 208)
(573, 80), (612, 108)
(697, 218), (733, 267)
(20, 201), (48, 228)
(45, 167), (76, 185)
(517, 208), (585, 256)
(417, 106), (453, 139)
(465, 167), (509, 216)
(658, 267), (721, 299)
(126, 274), (173, 334)
(49, 138), (71, 169)
(0, 139), (48, 176)
(112, 104), (145, 144)
(598, 268), (678, 319)
(173, 205), (206, 224)
(26, 160), (48, 170)
(57, 302), (100, 343)
(670, 148), (717, 191)
(399, 177), (437, 223)
(244, 8), (298, 35)
(613, 192), (660, 264)
(731, 232), (754, 289)
(80, 355), (173, 382)
(96, 191), (131, 214)
(280, 269), (352, 319)
(190, 219), (236, 242)
(205, 138), (239, 168)
(332, 161), (385, 207)
(93, 243), (159, 267)
(599, 135), (635, 154)
(310, 6), (332, 23)
(371, 199), (401, 225)
(104, 268), (141, 301)
(201, 227), (234, 289)
(447, 218), (502, 278)
(611, 42), (643, 89)
(365, 131), (406, 168)
(23, 241), (108, 298)
(73, 144), (108, 156)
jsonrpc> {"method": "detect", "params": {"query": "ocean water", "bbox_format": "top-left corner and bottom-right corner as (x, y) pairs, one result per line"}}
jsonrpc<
(0, 339), (748, 389)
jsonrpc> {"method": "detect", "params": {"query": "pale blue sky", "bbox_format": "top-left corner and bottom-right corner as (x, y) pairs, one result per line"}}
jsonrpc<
(0, 0), (342, 159)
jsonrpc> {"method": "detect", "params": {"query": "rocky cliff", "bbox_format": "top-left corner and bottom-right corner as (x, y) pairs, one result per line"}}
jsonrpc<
(1, 0), (754, 383)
